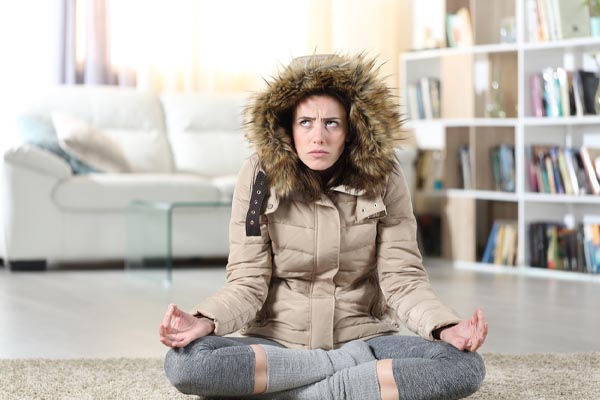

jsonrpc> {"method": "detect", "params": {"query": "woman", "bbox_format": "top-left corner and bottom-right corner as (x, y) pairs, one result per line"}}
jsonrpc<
(160, 54), (487, 400)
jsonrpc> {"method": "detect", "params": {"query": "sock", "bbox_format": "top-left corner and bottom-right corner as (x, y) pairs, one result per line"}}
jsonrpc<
(262, 339), (375, 393)
(261, 360), (382, 400)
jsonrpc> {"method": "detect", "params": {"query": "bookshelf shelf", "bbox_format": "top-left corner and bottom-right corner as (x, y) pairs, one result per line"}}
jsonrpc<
(446, 189), (518, 202)
(405, 118), (518, 130)
(453, 260), (600, 282)
(416, 189), (518, 201)
(522, 192), (600, 204)
(524, 116), (600, 126)
(403, 0), (600, 279)
(522, 36), (600, 52)
(403, 43), (520, 61)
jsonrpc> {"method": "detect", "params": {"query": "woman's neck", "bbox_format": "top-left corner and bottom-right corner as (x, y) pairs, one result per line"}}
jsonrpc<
(317, 163), (337, 188)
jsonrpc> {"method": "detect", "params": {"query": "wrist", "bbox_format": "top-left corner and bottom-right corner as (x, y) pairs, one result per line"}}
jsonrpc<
(432, 323), (456, 340)
(199, 317), (215, 334)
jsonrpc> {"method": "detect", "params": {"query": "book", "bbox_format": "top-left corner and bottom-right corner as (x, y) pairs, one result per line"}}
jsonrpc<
(556, 68), (570, 117)
(482, 221), (501, 263)
(407, 84), (420, 120)
(570, 70), (585, 117)
(459, 145), (472, 190)
(530, 73), (545, 117)
(525, 145), (540, 192)
(578, 70), (599, 115)
(548, 146), (565, 194)
(542, 68), (561, 117)
(563, 148), (581, 195)
(557, 148), (574, 194)
(579, 146), (600, 194)
(420, 77), (433, 119)
(526, 0), (541, 42)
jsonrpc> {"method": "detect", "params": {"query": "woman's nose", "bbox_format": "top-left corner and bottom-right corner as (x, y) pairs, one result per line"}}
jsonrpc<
(312, 124), (325, 144)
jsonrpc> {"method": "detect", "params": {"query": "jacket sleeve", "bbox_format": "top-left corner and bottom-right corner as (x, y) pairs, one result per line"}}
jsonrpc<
(377, 165), (461, 340)
(191, 157), (273, 335)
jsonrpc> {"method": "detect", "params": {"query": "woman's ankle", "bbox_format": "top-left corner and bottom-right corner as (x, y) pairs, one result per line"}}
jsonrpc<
(250, 344), (268, 394)
(376, 359), (399, 400)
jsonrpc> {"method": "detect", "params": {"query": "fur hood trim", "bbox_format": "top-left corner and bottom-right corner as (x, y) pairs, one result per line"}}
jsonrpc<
(244, 54), (404, 198)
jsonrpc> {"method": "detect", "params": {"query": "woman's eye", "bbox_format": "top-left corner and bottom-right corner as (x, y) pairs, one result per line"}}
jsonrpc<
(299, 119), (311, 127)
(326, 120), (339, 128)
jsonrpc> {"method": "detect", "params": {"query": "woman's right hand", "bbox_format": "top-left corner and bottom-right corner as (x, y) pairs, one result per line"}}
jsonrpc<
(159, 303), (215, 348)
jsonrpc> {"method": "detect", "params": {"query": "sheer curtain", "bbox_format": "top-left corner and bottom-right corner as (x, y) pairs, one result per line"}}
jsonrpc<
(55, 0), (407, 93)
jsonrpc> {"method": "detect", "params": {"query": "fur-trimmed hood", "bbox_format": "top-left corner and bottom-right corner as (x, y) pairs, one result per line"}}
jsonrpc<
(244, 54), (404, 198)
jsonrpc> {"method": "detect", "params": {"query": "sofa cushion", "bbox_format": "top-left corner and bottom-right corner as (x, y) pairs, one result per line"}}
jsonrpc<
(16, 115), (97, 174)
(52, 113), (133, 173)
(161, 92), (252, 177)
(52, 174), (227, 211)
(22, 85), (175, 173)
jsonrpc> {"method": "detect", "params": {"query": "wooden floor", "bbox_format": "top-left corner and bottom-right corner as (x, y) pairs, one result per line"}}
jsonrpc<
(0, 261), (598, 359)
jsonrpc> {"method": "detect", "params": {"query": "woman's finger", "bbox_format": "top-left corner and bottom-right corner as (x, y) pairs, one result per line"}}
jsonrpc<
(161, 304), (176, 329)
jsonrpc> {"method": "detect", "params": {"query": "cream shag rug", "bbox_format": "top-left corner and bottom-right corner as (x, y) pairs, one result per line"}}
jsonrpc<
(1, 353), (599, 399)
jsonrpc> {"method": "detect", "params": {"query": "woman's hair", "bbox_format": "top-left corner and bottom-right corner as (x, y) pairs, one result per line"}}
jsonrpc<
(277, 90), (355, 198)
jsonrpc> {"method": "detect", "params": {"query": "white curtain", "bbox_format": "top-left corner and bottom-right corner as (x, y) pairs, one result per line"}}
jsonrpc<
(54, 0), (407, 93)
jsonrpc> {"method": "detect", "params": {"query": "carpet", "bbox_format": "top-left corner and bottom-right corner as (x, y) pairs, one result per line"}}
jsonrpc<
(1, 353), (599, 399)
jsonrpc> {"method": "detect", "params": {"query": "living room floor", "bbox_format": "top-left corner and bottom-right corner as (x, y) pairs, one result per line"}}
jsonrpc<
(0, 262), (598, 359)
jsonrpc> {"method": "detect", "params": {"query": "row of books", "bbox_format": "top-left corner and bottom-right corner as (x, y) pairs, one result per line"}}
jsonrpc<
(407, 77), (441, 120)
(529, 221), (600, 273)
(457, 145), (515, 191)
(415, 149), (444, 191)
(529, 68), (599, 118)
(525, 0), (591, 43)
(482, 220), (518, 266)
(446, 7), (473, 48)
(526, 145), (600, 195)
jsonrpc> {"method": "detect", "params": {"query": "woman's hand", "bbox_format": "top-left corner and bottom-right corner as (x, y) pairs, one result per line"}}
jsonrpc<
(159, 303), (215, 348)
(439, 308), (488, 352)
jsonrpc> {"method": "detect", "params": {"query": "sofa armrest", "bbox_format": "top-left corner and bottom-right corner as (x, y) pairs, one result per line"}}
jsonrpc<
(4, 144), (72, 179)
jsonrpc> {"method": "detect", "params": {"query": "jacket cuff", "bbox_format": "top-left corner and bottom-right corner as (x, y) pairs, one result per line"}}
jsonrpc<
(191, 299), (235, 336)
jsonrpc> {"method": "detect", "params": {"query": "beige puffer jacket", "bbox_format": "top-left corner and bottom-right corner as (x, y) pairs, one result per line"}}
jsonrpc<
(193, 54), (461, 349)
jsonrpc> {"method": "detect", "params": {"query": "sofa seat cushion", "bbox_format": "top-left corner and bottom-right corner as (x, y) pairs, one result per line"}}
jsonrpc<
(52, 174), (231, 211)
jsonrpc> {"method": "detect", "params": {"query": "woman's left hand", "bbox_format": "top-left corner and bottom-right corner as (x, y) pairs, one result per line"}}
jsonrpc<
(439, 308), (488, 352)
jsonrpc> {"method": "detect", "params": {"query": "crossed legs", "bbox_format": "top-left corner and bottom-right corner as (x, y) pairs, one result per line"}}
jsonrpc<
(165, 335), (485, 399)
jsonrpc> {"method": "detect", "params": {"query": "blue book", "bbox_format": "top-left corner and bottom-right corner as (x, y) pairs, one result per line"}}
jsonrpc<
(482, 221), (501, 263)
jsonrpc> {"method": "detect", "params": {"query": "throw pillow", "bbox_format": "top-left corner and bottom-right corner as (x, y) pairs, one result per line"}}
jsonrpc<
(16, 116), (98, 174)
(51, 113), (133, 173)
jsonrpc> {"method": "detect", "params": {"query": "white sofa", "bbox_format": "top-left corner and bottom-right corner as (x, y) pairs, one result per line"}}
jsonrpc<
(1, 86), (250, 270)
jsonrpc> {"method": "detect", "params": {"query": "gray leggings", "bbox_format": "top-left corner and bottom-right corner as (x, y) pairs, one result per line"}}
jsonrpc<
(164, 334), (485, 399)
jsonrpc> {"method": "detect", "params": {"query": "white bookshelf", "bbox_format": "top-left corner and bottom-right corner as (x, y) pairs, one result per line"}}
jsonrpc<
(403, 0), (600, 279)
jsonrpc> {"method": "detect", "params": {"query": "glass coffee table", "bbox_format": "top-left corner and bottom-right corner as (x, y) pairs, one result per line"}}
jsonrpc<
(125, 200), (231, 287)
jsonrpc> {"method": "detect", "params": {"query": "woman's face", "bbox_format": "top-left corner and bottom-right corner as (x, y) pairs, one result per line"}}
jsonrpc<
(292, 94), (348, 171)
